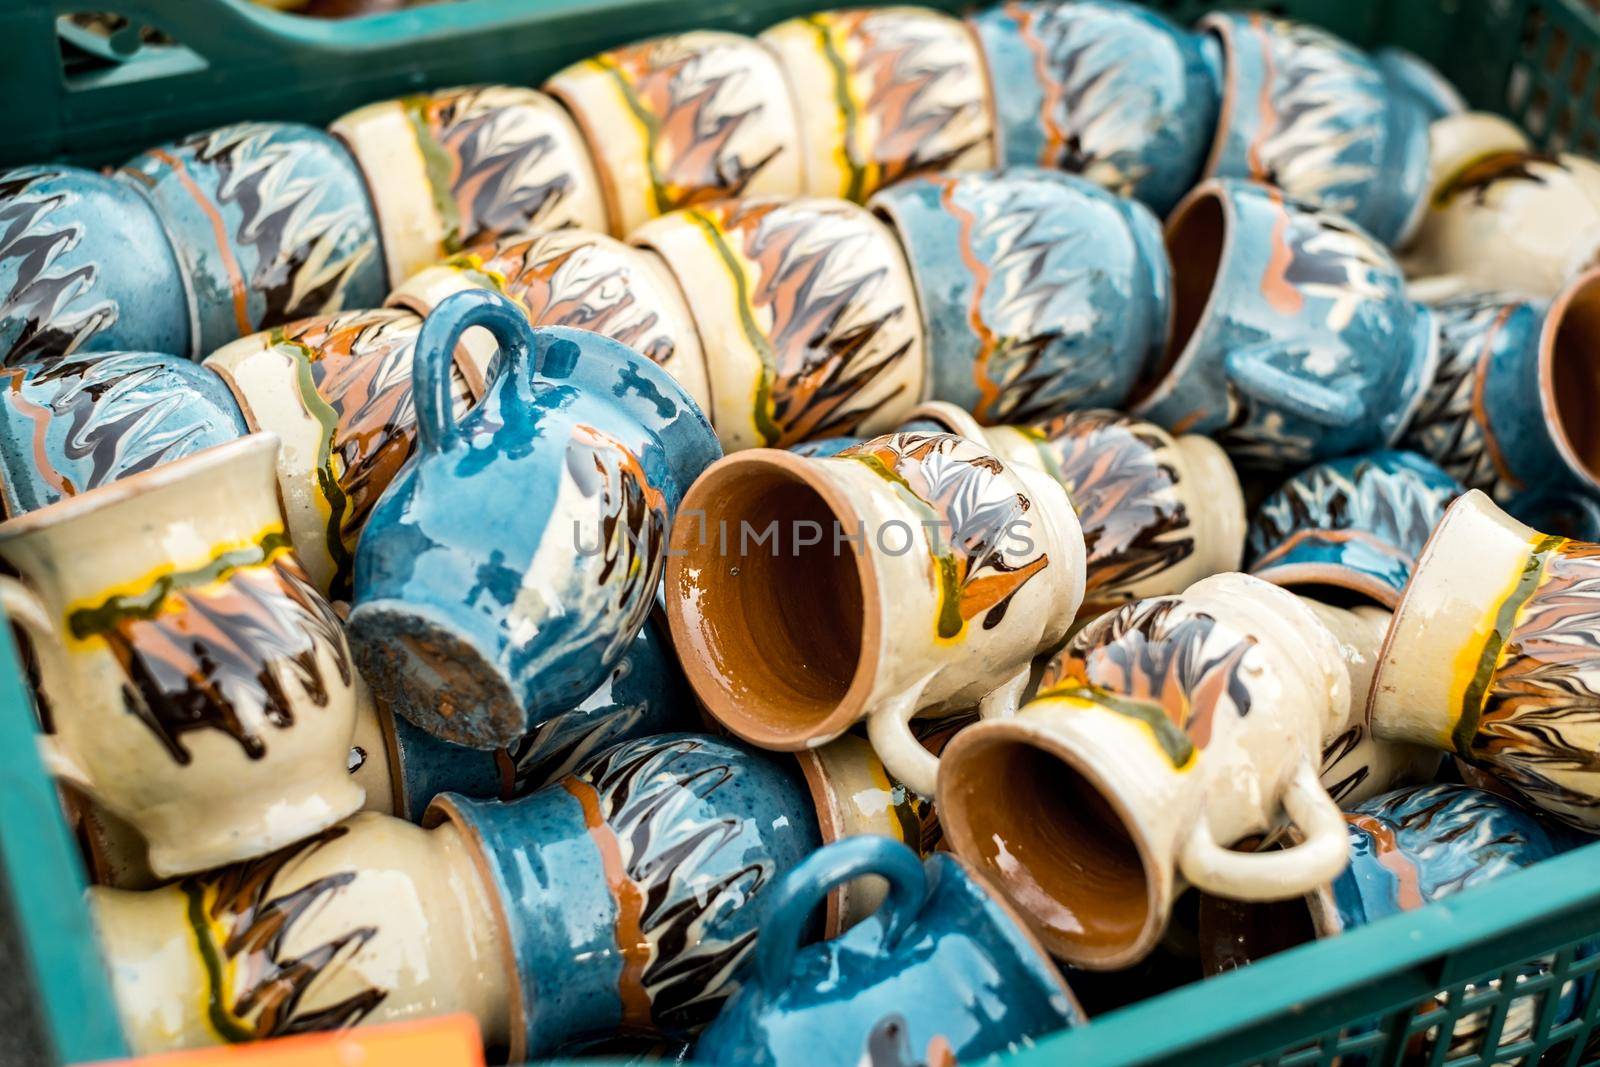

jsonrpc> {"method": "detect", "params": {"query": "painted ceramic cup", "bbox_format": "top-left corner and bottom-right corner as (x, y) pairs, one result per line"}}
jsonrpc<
(905, 402), (1246, 621)
(0, 434), (361, 876)
(117, 122), (386, 357)
(545, 31), (804, 236)
(429, 733), (821, 1057)
(1374, 47), (1466, 121)
(1133, 179), (1436, 467)
(869, 168), (1170, 426)
(203, 308), (479, 600)
(1402, 273), (1600, 502)
(330, 85), (610, 285)
(1369, 490), (1600, 831)
(696, 835), (1085, 1067)
(634, 196), (924, 451)
(0, 166), (191, 367)
(386, 228), (711, 415)
(1200, 13), (1432, 246)
(968, 0), (1218, 214)
(1247, 450), (1464, 609)
(938, 573), (1353, 969)
(760, 7), (995, 203)
(0, 350), (247, 517)
(666, 431), (1086, 798)
(90, 811), (510, 1055)
(350, 290), (719, 748)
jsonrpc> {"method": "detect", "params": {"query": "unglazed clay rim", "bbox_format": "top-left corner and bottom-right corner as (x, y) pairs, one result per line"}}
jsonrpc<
(792, 749), (852, 938)
(958, 16), (1004, 169)
(936, 717), (1168, 971)
(542, 84), (625, 238)
(327, 126), (397, 297)
(367, 686), (411, 819)
(1537, 268), (1600, 495)
(1195, 15), (1241, 184)
(664, 449), (884, 750)
(1249, 560), (1404, 611)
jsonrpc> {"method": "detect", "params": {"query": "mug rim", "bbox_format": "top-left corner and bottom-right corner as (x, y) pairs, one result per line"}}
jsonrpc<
(1537, 267), (1600, 496)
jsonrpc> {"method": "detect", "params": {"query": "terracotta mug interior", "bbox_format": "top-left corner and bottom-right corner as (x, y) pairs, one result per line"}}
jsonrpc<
(1544, 270), (1600, 492)
(1133, 186), (1226, 402)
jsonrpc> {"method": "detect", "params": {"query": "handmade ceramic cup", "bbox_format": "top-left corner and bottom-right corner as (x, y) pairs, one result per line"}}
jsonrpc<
(696, 835), (1085, 1066)
(905, 402), (1246, 620)
(429, 733), (821, 1057)
(666, 430), (1085, 798)
(760, 7), (995, 202)
(545, 31), (804, 235)
(0, 350), (247, 517)
(938, 572), (1353, 969)
(0, 166), (191, 367)
(330, 85), (610, 285)
(1401, 273), (1600, 502)
(967, 0), (1218, 214)
(1200, 13), (1432, 246)
(869, 168), (1170, 426)
(0, 434), (362, 876)
(1375, 47), (1466, 120)
(117, 122), (386, 357)
(1133, 178), (1436, 467)
(1369, 490), (1600, 831)
(634, 196), (924, 451)
(1247, 450), (1464, 609)
(203, 307), (480, 600)
(386, 228), (711, 415)
(350, 290), (720, 748)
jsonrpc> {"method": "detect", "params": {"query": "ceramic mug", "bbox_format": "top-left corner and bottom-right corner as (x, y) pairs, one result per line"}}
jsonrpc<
(760, 7), (995, 202)
(967, 0), (1218, 215)
(696, 835), (1085, 1067)
(1200, 13), (1432, 246)
(0, 166), (191, 367)
(386, 228), (712, 415)
(869, 168), (1171, 426)
(1133, 178), (1437, 467)
(938, 572), (1353, 969)
(634, 196), (925, 451)
(330, 85), (611, 285)
(116, 122), (386, 357)
(1247, 449), (1464, 609)
(666, 430), (1086, 798)
(545, 31), (804, 236)
(349, 290), (720, 748)
(1401, 273), (1600, 502)
(0, 350), (247, 517)
(1370, 490), (1600, 831)
(0, 434), (362, 876)
(203, 307), (480, 600)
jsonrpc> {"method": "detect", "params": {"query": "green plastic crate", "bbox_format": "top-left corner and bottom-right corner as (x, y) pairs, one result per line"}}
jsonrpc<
(3, 0), (1600, 1064)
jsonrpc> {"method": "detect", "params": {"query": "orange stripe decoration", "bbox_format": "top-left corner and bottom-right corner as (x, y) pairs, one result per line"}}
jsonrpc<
(1260, 187), (1304, 316)
(939, 179), (1003, 419)
(4, 369), (74, 498)
(1250, 527), (1414, 571)
(1346, 814), (1425, 911)
(1013, 2), (1068, 167)
(562, 777), (655, 1029)
(92, 1013), (485, 1067)
(148, 148), (253, 337)
(1245, 14), (1278, 181)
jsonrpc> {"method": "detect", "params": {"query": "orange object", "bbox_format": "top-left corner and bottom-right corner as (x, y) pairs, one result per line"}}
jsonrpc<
(91, 1014), (485, 1067)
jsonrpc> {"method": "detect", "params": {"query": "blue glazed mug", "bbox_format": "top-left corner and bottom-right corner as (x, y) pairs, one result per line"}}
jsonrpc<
(1133, 178), (1436, 467)
(697, 835), (1084, 1067)
(350, 289), (720, 748)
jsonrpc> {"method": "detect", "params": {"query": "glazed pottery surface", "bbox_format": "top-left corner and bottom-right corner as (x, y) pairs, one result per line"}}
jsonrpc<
(696, 835), (1084, 1067)
(0, 434), (362, 876)
(633, 196), (925, 451)
(0, 166), (191, 367)
(386, 228), (711, 415)
(667, 431), (1086, 797)
(0, 350), (247, 517)
(870, 168), (1170, 426)
(330, 85), (610, 285)
(117, 122), (385, 357)
(760, 7), (995, 203)
(1201, 13), (1432, 246)
(939, 572), (1353, 969)
(1135, 178), (1436, 466)
(204, 308), (478, 600)
(350, 291), (719, 748)
(1370, 490), (1600, 830)
(92, 811), (509, 1054)
(968, 0), (1218, 214)
(545, 31), (804, 235)
(1374, 47), (1466, 120)
(428, 733), (821, 1057)
(1247, 449), (1464, 609)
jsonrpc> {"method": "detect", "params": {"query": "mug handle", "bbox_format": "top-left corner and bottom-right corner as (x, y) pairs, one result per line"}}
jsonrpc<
(870, 667), (1029, 799)
(1223, 343), (1367, 428)
(756, 835), (929, 990)
(1176, 759), (1349, 901)
(413, 289), (535, 455)
(0, 577), (94, 795)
